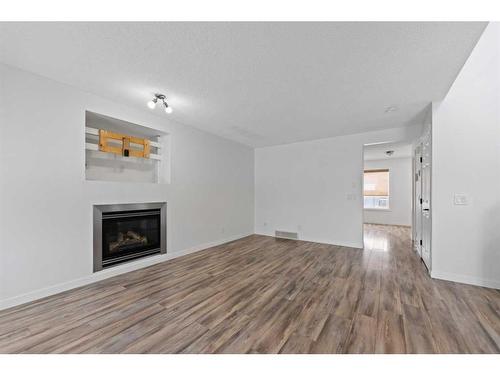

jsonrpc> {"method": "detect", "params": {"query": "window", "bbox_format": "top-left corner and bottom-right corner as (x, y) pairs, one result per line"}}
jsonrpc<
(364, 169), (389, 209)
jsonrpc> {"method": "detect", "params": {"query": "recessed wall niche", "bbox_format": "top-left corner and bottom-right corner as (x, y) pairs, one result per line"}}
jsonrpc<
(85, 111), (170, 184)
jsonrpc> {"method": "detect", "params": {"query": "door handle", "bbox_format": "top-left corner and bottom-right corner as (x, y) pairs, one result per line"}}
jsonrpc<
(423, 208), (430, 212)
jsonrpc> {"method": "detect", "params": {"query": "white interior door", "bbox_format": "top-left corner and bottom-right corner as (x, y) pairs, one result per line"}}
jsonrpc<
(413, 145), (422, 257)
(421, 131), (432, 270)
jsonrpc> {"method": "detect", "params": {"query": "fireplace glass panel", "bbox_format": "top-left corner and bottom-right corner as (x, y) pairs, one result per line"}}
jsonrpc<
(101, 209), (161, 267)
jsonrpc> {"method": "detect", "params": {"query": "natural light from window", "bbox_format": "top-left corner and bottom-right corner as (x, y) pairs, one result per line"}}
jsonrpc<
(364, 169), (389, 209)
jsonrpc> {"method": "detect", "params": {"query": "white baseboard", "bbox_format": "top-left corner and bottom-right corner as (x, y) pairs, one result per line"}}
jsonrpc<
(431, 270), (500, 290)
(0, 232), (253, 311)
(364, 222), (411, 228)
(254, 231), (363, 249)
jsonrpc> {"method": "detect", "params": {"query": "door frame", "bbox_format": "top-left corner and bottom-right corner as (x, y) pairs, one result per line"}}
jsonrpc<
(420, 129), (432, 272)
(412, 130), (432, 273)
(413, 144), (423, 257)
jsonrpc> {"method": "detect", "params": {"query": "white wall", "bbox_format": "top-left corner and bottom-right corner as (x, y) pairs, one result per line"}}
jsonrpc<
(255, 126), (422, 248)
(0, 64), (255, 308)
(431, 22), (500, 289)
(363, 157), (412, 226)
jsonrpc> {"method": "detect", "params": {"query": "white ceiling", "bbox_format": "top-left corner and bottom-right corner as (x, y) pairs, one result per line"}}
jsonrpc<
(364, 142), (413, 161)
(0, 22), (486, 147)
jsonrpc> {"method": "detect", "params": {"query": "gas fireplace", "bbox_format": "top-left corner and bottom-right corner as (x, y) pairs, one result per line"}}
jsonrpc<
(93, 203), (166, 271)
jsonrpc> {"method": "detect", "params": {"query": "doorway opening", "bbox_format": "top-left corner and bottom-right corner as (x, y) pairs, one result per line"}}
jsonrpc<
(362, 137), (431, 272)
(362, 141), (413, 250)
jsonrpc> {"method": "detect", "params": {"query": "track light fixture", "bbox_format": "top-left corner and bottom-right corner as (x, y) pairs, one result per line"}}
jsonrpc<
(147, 94), (172, 114)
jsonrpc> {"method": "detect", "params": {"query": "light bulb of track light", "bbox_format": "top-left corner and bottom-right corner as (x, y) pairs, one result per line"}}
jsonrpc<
(164, 105), (173, 114)
(147, 100), (156, 109)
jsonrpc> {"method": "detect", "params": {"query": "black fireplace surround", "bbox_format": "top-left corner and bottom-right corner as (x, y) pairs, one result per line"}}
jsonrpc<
(93, 203), (166, 271)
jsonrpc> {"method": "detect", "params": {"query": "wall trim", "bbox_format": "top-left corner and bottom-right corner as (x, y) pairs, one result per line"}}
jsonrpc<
(0, 232), (253, 311)
(431, 270), (500, 290)
(364, 223), (411, 228)
(254, 232), (363, 250)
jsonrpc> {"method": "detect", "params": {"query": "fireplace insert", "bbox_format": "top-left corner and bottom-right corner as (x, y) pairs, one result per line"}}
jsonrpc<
(93, 203), (166, 271)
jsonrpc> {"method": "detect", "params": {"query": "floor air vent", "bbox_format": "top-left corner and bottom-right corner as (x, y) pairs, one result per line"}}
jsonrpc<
(275, 230), (298, 240)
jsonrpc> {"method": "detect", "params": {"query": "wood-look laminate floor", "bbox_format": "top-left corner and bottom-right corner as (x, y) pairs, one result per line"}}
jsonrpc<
(1, 225), (499, 354)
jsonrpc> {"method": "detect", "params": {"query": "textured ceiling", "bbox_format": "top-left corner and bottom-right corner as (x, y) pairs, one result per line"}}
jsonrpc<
(0, 22), (487, 147)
